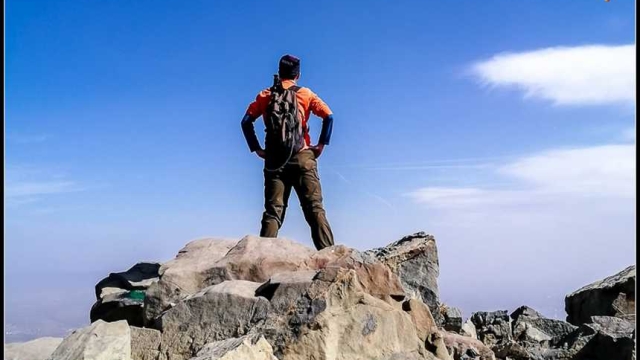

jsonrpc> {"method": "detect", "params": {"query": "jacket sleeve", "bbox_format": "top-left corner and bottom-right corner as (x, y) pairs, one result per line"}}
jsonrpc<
(241, 114), (261, 152)
(309, 90), (334, 145)
(242, 90), (270, 152)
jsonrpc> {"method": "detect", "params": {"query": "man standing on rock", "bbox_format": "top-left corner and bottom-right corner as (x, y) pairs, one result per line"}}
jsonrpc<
(241, 54), (335, 250)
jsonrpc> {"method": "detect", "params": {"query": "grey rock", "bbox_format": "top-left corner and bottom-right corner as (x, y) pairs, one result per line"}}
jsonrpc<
(441, 305), (463, 333)
(364, 232), (441, 322)
(550, 316), (635, 360)
(510, 306), (577, 343)
(4, 337), (63, 360)
(470, 311), (512, 347)
(143, 238), (238, 325)
(157, 280), (270, 360)
(48, 320), (131, 360)
(565, 265), (635, 326)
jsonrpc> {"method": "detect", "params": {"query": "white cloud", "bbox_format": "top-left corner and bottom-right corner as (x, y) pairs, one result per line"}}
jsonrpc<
(500, 145), (635, 198)
(407, 144), (635, 208)
(471, 44), (635, 106)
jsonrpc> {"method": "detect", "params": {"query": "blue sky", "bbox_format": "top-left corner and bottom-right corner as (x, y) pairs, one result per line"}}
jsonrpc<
(5, 0), (636, 341)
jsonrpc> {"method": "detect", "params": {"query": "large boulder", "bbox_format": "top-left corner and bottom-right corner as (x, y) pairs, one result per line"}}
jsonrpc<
(278, 269), (435, 360)
(565, 265), (635, 326)
(48, 320), (131, 360)
(143, 238), (238, 324)
(91, 262), (161, 327)
(190, 335), (277, 360)
(365, 232), (441, 322)
(4, 337), (63, 360)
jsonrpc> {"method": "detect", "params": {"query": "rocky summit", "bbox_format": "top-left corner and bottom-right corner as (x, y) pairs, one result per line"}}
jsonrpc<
(4, 232), (636, 360)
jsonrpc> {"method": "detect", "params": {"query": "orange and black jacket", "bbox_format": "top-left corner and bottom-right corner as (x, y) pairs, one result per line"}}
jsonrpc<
(241, 79), (334, 152)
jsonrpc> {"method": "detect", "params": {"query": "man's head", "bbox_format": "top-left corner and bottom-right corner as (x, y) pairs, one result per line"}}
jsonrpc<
(278, 54), (301, 80)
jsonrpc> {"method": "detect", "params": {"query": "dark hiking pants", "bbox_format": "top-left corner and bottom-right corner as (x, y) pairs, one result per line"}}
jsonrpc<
(260, 149), (335, 250)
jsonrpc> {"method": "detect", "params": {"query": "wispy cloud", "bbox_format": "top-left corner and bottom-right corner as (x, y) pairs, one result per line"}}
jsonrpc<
(470, 44), (635, 106)
(331, 169), (396, 211)
(8, 134), (52, 144)
(5, 165), (85, 204)
(407, 144), (635, 208)
(5, 181), (82, 198)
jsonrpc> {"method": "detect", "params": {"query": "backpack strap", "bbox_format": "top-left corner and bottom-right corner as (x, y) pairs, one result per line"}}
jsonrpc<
(288, 85), (301, 93)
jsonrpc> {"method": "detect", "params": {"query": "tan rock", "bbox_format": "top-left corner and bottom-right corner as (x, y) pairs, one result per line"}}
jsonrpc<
(211, 236), (315, 284)
(131, 327), (161, 360)
(48, 320), (131, 360)
(305, 245), (406, 302)
(4, 337), (63, 360)
(144, 238), (238, 323)
(403, 299), (452, 360)
(442, 332), (495, 360)
(282, 269), (434, 360)
(190, 336), (277, 360)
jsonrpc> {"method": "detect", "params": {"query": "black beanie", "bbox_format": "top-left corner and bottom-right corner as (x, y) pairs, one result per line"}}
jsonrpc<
(278, 54), (301, 79)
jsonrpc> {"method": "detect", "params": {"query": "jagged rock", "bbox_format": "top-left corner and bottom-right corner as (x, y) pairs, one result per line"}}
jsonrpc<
(157, 280), (270, 360)
(470, 311), (512, 348)
(190, 335), (277, 360)
(131, 327), (161, 360)
(91, 262), (161, 326)
(4, 337), (63, 360)
(440, 305), (463, 333)
(565, 265), (635, 326)
(576, 316), (635, 360)
(48, 320), (131, 360)
(279, 269), (434, 360)
(364, 232), (441, 321)
(461, 320), (477, 339)
(305, 244), (406, 302)
(143, 238), (238, 324)
(510, 306), (577, 343)
(442, 332), (495, 360)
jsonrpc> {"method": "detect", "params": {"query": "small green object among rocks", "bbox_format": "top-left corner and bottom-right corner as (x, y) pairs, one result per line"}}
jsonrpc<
(127, 290), (145, 300)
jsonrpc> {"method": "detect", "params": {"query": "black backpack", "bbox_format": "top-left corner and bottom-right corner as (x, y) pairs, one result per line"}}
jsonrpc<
(264, 74), (306, 172)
